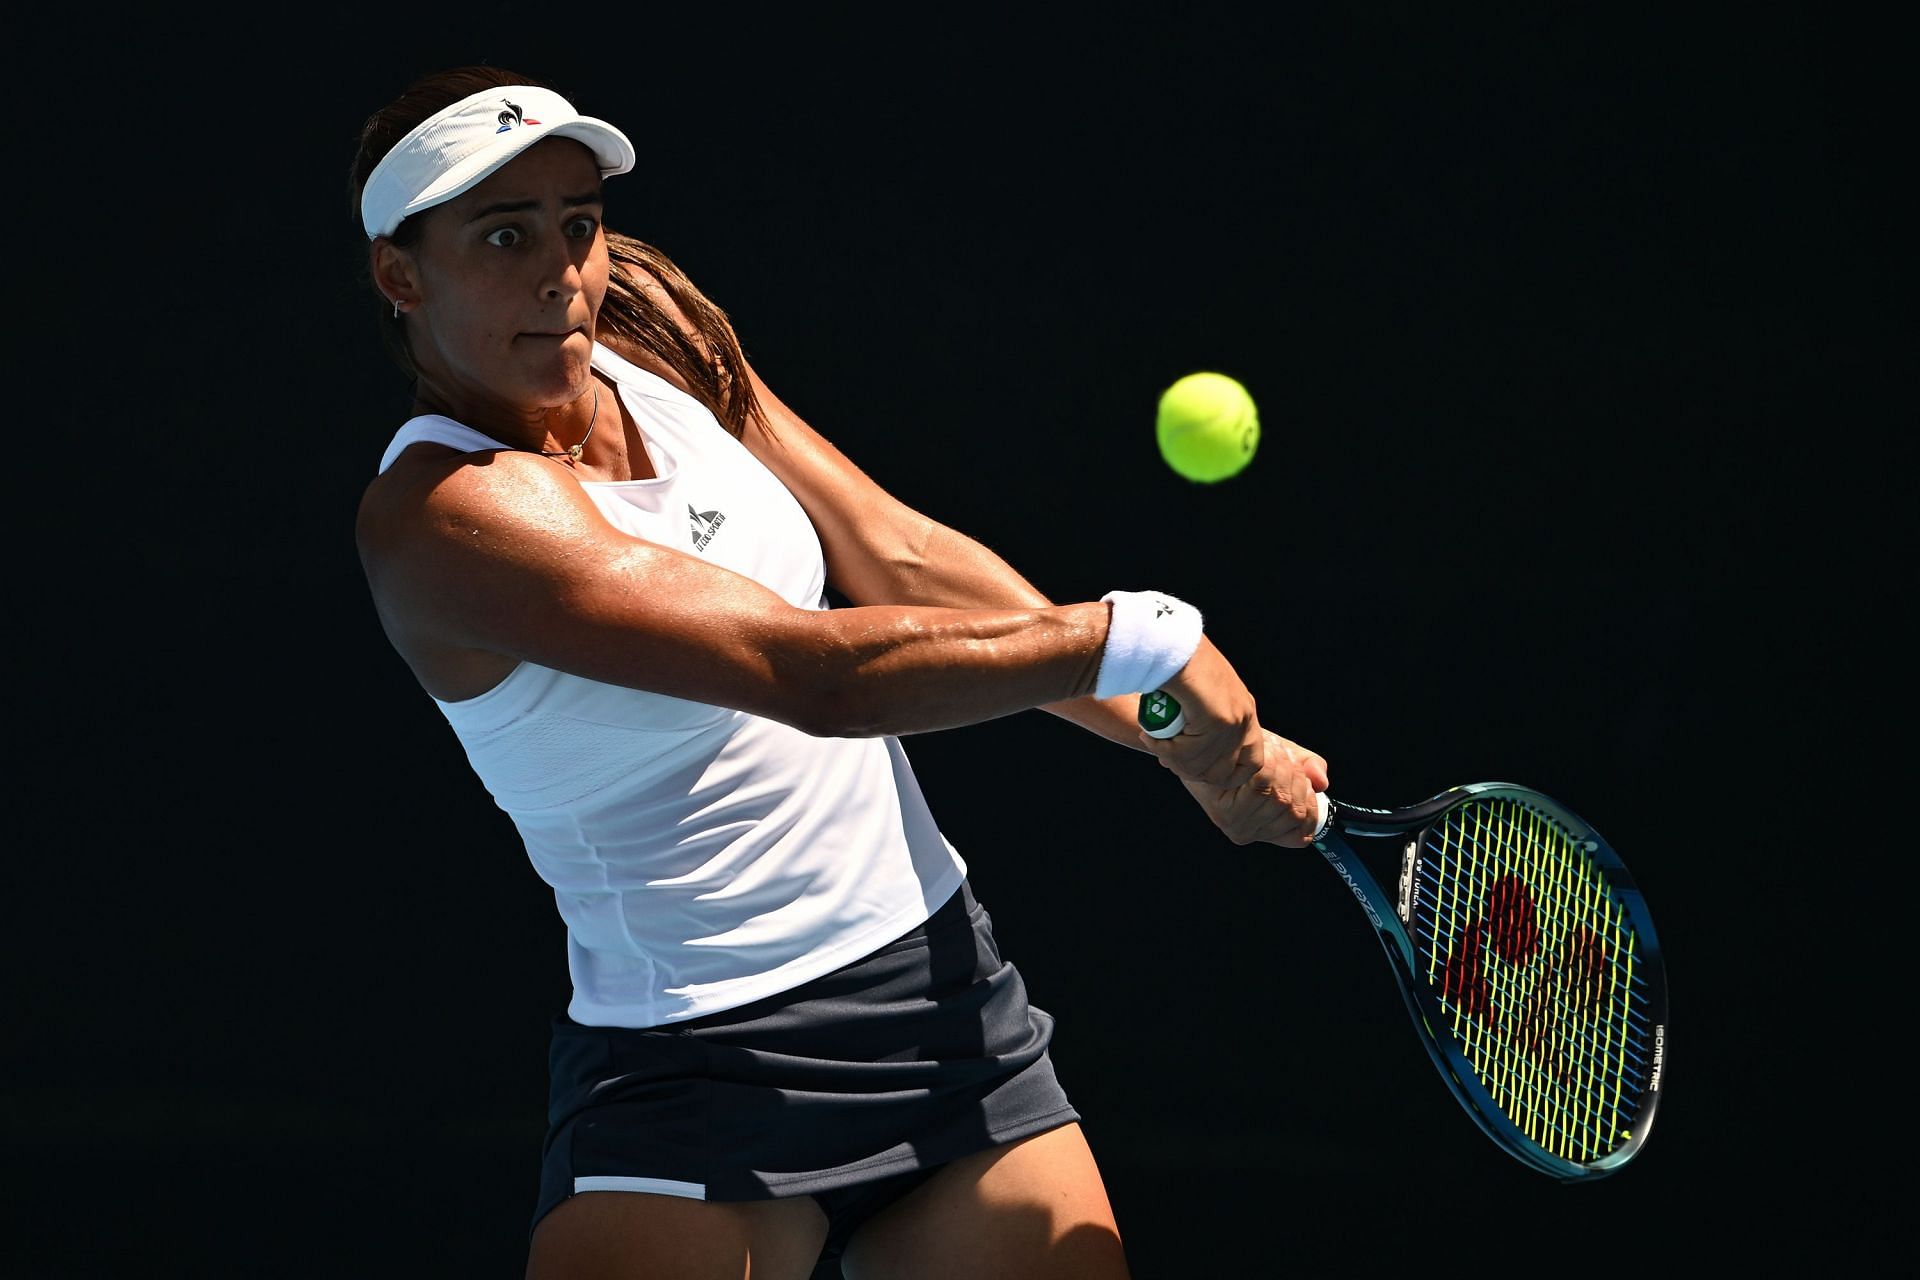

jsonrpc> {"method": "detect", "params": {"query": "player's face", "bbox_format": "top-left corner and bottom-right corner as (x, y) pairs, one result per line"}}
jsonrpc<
(404, 138), (610, 416)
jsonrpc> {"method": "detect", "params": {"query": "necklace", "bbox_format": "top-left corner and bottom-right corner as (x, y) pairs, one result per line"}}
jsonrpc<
(537, 384), (599, 461)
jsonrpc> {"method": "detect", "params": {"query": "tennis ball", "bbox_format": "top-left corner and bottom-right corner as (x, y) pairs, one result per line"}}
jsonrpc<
(1156, 371), (1259, 483)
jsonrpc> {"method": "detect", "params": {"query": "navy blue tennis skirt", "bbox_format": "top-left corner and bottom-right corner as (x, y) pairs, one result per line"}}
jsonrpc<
(531, 879), (1081, 1261)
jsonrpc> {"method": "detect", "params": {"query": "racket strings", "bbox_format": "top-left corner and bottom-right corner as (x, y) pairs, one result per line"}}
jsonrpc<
(1414, 798), (1651, 1165)
(1475, 806), (1635, 1161)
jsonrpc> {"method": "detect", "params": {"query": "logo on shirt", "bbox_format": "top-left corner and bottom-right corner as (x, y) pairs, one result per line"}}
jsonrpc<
(689, 505), (727, 552)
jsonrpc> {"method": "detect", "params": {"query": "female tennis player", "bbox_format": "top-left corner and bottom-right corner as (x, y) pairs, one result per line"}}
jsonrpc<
(348, 65), (1330, 1280)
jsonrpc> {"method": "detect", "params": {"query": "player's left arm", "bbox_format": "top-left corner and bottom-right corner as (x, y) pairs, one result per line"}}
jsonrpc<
(596, 268), (1137, 735)
(730, 358), (1149, 749)
(735, 371), (1331, 846)
(601, 267), (1323, 823)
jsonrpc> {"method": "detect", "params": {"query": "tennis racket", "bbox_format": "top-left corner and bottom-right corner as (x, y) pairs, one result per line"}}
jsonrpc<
(1138, 690), (1667, 1182)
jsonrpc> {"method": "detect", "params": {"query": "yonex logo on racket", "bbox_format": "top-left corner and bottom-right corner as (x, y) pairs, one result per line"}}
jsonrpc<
(495, 99), (542, 132)
(1396, 842), (1418, 922)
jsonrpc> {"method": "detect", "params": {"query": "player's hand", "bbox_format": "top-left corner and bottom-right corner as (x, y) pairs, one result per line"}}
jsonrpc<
(1136, 637), (1263, 789)
(1178, 730), (1329, 847)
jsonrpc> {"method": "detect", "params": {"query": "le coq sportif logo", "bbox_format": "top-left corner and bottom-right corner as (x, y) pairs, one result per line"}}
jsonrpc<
(495, 99), (541, 132)
(689, 505), (727, 552)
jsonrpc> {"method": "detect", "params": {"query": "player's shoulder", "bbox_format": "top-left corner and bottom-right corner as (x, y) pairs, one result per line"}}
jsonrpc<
(364, 437), (559, 504)
(356, 440), (573, 553)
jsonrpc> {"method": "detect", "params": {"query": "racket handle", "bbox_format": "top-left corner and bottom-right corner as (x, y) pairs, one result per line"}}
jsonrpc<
(1138, 689), (1335, 839)
(1138, 689), (1185, 738)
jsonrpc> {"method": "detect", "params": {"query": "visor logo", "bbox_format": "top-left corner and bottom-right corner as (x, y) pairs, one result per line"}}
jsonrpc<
(495, 99), (543, 133)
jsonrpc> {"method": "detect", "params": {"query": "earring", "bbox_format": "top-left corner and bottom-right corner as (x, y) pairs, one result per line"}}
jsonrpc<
(392, 299), (403, 318)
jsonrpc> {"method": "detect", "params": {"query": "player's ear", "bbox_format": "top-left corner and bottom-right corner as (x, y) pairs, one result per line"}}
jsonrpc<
(370, 238), (421, 314)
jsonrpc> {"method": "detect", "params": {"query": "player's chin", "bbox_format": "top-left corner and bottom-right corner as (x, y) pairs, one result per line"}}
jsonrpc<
(513, 335), (594, 397)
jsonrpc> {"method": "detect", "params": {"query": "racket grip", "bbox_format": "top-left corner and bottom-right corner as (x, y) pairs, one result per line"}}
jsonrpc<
(1140, 690), (1335, 839)
(1312, 790), (1333, 839)
(1137, 689), (1185, 738)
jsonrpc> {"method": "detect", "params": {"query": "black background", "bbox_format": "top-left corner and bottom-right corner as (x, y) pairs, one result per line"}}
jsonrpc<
(12, 5), (1902, 1275)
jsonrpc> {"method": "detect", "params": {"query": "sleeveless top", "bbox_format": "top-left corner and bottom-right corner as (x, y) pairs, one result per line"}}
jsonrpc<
(375, 342), (967, 1027)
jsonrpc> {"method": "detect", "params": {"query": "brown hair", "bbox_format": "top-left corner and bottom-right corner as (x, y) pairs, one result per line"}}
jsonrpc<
(346, 65), (767, 440)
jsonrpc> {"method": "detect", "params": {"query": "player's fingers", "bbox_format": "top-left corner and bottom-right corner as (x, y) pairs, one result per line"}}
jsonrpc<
(1184, 765), (1319, 848)
(1252, 803), (1311, 848)
(1139, 725), (1245, 788)
(1201, 781), (1268, 846)
(1280, 746), (1328, 793)
(1137, 731), (1192, 771)
(1240, 785), (1305, 848)
(1181, 750), (1240, 790)
(1188, 715), (1264, 785)
(1230, 732), (1266, 788)
(1268, 813), (1317, 848)
(1251, 770), (1323, 848)
(1196, 730), (1259, 789)
(1141, 735), (1212, 784)
(1212, 759), (1257, 791)
(1265, 734), (1330, 794)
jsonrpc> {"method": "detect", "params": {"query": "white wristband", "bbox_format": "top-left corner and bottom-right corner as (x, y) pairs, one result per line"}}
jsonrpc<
(1095, 590), (1205, 700)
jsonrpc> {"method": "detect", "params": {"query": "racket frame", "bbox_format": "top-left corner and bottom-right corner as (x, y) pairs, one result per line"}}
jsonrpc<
(1314, 781), (1667, 1182)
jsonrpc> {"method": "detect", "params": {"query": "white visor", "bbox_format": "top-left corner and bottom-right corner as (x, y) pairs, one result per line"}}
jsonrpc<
(360, 85), (635, 239)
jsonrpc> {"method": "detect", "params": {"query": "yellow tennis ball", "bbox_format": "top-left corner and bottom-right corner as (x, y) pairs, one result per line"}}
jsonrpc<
(1156, 371), (1259, 483)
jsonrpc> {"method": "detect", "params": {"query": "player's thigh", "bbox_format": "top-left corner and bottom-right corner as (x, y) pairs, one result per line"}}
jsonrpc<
(839, 1122), (1130, 1280)
(525, 1189), (829, 1280)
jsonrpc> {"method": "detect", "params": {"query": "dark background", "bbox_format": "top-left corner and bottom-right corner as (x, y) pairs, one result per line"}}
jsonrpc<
(13, 5), (1901, 1275)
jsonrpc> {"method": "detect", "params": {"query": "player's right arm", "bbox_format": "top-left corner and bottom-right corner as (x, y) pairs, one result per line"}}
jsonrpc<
(358, 447), (1262, 766)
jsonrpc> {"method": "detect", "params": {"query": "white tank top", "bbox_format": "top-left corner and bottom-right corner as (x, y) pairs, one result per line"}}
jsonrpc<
(375, 342), (967, 1027)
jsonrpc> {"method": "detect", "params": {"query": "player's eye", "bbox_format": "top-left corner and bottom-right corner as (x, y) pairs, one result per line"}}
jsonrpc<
(484, 225), (525, 249)
(566, 215), (600, 240)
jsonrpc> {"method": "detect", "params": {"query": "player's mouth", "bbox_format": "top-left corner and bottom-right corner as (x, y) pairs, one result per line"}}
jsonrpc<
(519, 324), (586, 342)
